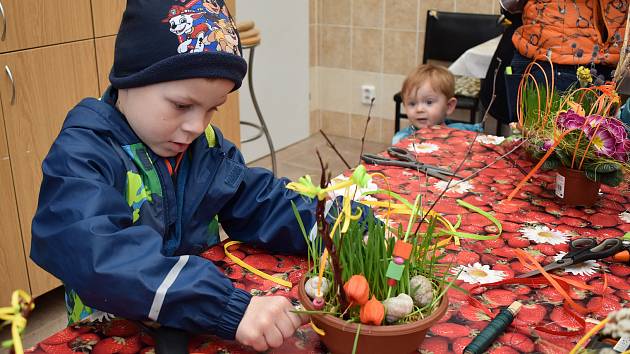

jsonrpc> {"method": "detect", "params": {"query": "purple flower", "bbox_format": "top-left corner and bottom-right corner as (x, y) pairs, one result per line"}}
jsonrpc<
(556, 111), (629, 162)
(586, 114), (606, 129)
(542, 140), (553, 151)
(557, 110), (586, 130)
(604, 117), (628, 144)
(587, 127), (618, 157)
(583, 117), (628, 159)
(612, 139), (630, 162)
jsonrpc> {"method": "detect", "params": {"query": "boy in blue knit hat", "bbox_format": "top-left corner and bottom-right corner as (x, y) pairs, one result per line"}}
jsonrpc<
(31, 0), (314, 351)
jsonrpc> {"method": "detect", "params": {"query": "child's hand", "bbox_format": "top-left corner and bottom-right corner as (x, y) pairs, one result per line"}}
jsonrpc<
(235, 296), (308, 351)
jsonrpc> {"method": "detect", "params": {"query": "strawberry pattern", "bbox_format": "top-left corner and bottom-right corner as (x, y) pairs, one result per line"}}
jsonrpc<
(26, 127), (630, 353)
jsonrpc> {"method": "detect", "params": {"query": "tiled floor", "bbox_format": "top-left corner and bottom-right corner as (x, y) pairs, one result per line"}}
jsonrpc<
(0, 133), (387, 350)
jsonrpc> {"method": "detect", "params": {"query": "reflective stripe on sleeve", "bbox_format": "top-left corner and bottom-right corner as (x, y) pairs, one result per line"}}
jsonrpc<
(148, 255), (189, 321)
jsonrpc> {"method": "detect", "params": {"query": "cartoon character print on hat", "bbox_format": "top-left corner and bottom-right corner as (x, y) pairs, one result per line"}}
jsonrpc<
(163, 0), (241, 55)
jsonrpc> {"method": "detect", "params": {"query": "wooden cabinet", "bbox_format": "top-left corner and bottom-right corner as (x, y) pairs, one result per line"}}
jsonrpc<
(0, 1), (240, 298)
(0, 0), (93, 53)
(95, 35), (116, 94)
(0, 41), (99, 296)
(91, 0), (127, 37)
(0, 106), (29, 302)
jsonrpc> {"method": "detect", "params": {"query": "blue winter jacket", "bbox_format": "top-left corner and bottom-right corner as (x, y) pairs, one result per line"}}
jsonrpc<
(30, 88), (317, 339)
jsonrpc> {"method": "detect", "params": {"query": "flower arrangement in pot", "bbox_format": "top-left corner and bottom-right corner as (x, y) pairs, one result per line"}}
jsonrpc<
(285, 164), (454, 354)
(510, 63), (630, 206)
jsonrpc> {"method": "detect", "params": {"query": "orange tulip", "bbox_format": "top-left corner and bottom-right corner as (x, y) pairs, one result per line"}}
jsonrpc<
(343, 275), (369, 305)
(360, 296), (384, 325)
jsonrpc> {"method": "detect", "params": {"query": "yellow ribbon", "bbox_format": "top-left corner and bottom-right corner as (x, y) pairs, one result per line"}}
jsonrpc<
(361, 200), (461, 246)
(286, 166), (372, 201)
(223, 241), (292, 288)
(310, 321), (326, 336)
(569, 317), (609, 354)
(0, 290), (34, 354)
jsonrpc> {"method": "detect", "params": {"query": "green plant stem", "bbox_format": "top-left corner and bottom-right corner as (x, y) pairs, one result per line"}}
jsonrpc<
(291, 310), (341, 316)
(404, 195), (422, 242)
(352, 323), (362, 354)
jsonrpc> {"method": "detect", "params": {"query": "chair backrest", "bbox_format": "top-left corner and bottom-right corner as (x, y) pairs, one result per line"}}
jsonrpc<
(422, 10), (504, 64)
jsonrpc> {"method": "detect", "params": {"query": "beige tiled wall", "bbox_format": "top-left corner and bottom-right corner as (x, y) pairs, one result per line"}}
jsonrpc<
(309, 0), (499, 143)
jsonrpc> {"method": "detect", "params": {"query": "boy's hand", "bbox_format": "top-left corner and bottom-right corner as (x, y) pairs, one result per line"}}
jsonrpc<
(235, 296), (308, 351)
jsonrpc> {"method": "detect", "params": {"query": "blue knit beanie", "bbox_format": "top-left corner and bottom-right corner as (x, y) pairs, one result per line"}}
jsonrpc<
(110, 0), (247, 90)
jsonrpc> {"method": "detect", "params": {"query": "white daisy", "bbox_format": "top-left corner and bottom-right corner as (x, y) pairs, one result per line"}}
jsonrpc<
(553, 252), (599, 276)
(520, 225), (569, 245)
(476, 135), (506, 145)
(407, 142), (439, 154)
(328, 174), (378, 202)
(433, 180), (474, 194)
(620, 212), (630, 223)
(453, 262), (506, 284)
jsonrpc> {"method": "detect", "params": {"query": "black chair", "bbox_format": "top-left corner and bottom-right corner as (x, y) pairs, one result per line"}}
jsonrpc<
(394, 10), (504, 133)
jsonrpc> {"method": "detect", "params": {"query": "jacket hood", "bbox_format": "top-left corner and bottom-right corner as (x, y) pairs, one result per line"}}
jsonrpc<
(62, 88), (141, 147)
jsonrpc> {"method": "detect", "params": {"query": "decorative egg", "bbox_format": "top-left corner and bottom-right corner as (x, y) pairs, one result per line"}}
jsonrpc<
(305, 276), (330, 299)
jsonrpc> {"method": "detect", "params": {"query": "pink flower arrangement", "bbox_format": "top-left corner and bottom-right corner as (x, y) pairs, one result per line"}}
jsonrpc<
(510, 63), (630, 193)
(556, 110), (629, 162)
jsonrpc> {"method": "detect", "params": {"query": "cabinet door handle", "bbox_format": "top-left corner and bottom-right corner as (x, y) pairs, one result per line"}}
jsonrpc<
(5, 65), (15, 105)
(0, 1), (6, 41)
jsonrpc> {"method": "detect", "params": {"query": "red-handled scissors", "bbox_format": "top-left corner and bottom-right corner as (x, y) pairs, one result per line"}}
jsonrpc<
(516, 238), (627, 278)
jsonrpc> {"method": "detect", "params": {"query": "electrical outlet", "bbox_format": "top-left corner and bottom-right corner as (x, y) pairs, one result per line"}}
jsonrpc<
(361, 85), (376, 105)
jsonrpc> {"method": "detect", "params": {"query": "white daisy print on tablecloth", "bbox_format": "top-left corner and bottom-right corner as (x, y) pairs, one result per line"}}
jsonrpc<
(433, 180), (474, 195)
(85, 310), (116, 323)
(553, 252), (599, 276)
(520, 225), (569, 245)
(407, 142), (439, 154)
(476, 135), (506, 145)
(328, 174), (378, 202)
(620, 211), (630, 223)
(453, 262), (506, 284)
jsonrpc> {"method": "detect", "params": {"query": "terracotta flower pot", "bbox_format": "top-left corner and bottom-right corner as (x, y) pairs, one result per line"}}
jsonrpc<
(298, 276), (448, 354)
(555, 166), (600, 207)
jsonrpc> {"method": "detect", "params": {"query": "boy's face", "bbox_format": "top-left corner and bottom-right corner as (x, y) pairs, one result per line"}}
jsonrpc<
(117, 78), (234, 157)
(403, 81), (457, 129)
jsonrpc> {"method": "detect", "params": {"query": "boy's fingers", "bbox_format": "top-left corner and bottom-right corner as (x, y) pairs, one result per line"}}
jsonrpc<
(292, 304), (310, 324)
(298, 311), (310, 324)
(284, 309), (304, 330)
(277, 311), (300, 338)
(263, 325), (284, 349)
(237, 331), (267, 353)
(250, 337), (269, 353)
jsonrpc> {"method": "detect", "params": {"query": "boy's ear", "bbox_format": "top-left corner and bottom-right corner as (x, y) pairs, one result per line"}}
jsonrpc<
(446, 97), (457, 115)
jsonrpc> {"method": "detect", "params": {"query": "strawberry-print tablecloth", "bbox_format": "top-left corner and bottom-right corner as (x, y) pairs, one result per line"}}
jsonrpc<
(26, 126), (630, 354)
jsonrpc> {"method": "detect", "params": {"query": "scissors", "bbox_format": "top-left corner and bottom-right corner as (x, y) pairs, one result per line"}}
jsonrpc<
(361, 146), (462, 181)
(517, 238), (628, 278)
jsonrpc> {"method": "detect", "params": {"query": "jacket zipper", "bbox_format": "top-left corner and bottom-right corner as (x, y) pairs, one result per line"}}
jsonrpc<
(151, 153), (172, 240)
